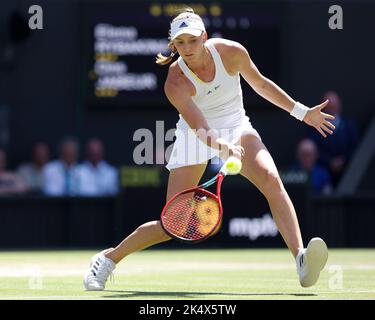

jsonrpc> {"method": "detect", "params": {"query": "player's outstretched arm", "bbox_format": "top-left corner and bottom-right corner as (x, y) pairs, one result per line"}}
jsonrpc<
(231, 42), (335, 138)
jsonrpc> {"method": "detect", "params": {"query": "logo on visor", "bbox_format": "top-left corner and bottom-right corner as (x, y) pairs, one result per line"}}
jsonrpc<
(179, 22), (188, 28)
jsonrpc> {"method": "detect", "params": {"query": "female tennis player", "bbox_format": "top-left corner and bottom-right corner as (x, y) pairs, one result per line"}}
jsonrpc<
(84, 8), (335, 290)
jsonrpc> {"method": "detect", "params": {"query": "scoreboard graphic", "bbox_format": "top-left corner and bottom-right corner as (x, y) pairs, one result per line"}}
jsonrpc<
(83, 1), (283, 110)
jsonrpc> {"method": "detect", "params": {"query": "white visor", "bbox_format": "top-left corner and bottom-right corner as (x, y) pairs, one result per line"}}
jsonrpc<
(170, 17), (206, 40)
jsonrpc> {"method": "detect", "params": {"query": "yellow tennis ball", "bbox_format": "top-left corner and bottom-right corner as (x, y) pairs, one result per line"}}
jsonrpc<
(225, 156), (242, 175)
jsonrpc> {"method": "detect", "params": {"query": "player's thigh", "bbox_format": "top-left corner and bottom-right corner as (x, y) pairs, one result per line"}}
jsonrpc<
(237, 134), (283, 194)
(166, 163), (208, 201)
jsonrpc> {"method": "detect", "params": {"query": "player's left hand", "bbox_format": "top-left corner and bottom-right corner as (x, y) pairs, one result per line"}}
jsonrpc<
(303, 100), (336, 138)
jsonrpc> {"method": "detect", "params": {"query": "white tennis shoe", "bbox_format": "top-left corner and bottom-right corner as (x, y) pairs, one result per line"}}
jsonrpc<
(296, 237), (328, 288)
(83, 249), (116, 291)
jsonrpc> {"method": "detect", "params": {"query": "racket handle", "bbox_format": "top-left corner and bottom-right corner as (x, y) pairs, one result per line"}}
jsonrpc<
(219, 159), (229, 176)
(219, 167), (228, 176)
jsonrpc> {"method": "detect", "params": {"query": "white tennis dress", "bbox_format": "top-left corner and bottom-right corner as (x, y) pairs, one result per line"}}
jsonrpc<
(166, 40), (261, 171)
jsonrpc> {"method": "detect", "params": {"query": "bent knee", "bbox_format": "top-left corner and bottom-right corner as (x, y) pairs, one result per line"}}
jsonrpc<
(259, 170), (285, 196)
(155, 220), (172, 241)
(136, 220), (172, 241)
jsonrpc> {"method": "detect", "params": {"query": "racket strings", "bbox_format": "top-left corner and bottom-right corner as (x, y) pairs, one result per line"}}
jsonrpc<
(163, 190), (220, 241)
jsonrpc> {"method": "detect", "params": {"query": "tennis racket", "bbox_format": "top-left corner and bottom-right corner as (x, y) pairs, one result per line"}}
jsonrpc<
(160, 156), (242, 243)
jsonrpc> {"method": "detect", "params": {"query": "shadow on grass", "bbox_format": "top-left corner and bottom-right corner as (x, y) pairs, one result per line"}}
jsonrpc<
(102, 290), (317, 299)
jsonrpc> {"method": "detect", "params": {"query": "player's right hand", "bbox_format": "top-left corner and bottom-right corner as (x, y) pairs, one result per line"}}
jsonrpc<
(228, 144), (245, 160)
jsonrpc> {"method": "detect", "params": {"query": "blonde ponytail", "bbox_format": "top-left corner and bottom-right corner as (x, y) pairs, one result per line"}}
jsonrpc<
(155, 41), (177, 66)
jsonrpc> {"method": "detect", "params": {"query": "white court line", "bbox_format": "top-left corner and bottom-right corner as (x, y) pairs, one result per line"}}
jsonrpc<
(1, 263), (374, 277)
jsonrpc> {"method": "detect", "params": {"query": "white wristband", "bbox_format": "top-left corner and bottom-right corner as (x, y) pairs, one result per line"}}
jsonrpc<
(290, 102), (309, 121)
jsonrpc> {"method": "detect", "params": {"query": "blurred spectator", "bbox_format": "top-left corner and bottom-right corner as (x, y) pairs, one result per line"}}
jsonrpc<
(309, 91), (359, 187)
(0, 148), (28, 195)
(291, 139), (332, 195)
(17, 142), (50, 194)
(42, 137), (80, 196)
(77, 138), (118, 196)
